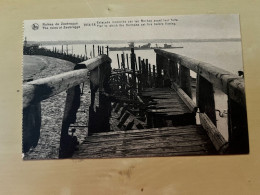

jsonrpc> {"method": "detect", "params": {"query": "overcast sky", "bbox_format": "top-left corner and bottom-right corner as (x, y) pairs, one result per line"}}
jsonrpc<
(24, 14), (241, 42)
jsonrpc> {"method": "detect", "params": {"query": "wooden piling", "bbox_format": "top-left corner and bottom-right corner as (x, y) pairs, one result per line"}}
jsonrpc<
(131, 48), (136, 91)
(135, 57), (138, 71)
(93, 45), (95, 57)
(138, 57), (142, 72)
(117, 54), (120, 69)
(148, 63), (151, 87)
(121, 53), (125, 69)
(179, 63), (192, 98)
(169, 60), (178, 83)
(106, 46), (109, 56)
(85, 44), (87, 58)
(156, 54), (163, 87)
(22, 103), (41, 153)
(59, 63), (86, 158)
(228, 93), (249, 154)
(153, 65), (156, 87)
(196, 74), (216, 125)
(126, 54), (129, 69)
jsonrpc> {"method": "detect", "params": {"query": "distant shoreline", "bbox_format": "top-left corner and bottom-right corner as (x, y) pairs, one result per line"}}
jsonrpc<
(26, 38), (241, 46)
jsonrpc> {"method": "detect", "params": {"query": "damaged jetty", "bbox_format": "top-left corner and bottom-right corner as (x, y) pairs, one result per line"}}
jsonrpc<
(22, 46), (249, 159)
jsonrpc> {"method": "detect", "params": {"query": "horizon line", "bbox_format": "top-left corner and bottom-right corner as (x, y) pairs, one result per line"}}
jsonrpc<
(26, 38), (241, 45)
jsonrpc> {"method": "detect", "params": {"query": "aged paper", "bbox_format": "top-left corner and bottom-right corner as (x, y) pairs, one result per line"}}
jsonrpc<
(1, 0), (260, 194)
(23, 15), (248, 160)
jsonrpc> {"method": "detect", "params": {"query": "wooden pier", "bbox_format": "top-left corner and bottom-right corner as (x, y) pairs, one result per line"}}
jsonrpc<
(23, 47), (249, 159)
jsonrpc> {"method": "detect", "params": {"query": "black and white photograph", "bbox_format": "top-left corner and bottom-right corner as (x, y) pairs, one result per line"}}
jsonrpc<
(22, 14), (249, 160)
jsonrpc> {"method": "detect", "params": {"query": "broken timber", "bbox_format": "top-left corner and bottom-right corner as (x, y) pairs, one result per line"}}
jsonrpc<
(23, 48), (249, 159)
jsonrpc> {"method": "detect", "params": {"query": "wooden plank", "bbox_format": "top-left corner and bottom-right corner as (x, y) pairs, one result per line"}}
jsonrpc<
(199, 113), (228, 153)
(148, 103), (187, 109)
(90, 125), (205, 136)
(172, 83), (196, 112)
(79, 54), (111, 71)
(142, 88), (169, 92)
(23, 69), (88, 108)
(73, 124), (216, 158)
(145, 95), (176, 99)
(141, 90), (175, 95)
(73, 151), (213, 159)
(147, 107), (189, 113)
(80, 143), (213, 154)
(89, 134), (209, 145)
(23, 55), (111, 108)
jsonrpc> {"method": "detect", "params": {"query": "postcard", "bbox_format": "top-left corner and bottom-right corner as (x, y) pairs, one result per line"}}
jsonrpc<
(23, 14), (249, 160)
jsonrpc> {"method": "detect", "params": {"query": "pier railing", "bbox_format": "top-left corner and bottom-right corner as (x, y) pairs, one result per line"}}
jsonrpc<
(23, 55), (112, 157)
(154, 49), (249, 154)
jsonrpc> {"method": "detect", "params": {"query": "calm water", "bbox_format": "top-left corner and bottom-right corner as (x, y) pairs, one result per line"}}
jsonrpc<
(44, 41), (244, 140)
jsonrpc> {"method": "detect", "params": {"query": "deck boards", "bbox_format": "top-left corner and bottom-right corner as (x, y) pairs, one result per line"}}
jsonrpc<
(141, 88), (195, 127)
(71, 87), (217, 159)
(72, 125), (216, 158)
(141, 88), (192, 115)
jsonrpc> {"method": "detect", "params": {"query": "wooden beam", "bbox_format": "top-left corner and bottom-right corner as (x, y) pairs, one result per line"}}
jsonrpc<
(23, 55), (111, 108)
(199, 113), (228, 154)
(172, 83), (195, 112)
(154, 49), (245, 107)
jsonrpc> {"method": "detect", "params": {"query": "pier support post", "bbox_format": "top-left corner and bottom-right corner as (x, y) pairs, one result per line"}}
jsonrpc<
(22, 103), (41, 153)
(93, 45), (95, 57)
(131, 48), (136, 91)
(121, 53), (127, 94)
(179, 62), (192, 98)
(228, 95), (249, 154)
(117, 54), (120, 69)
(88, 60), (112, 135)
(153, 65), (156, 87)
(169, 59), (178, 83)
(156, 54), (163, 87)
(196, 74), (216, 126)
(148, 63), (151, 87)
(59, 63), (86, 158)
(126, 54), (129, 69)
